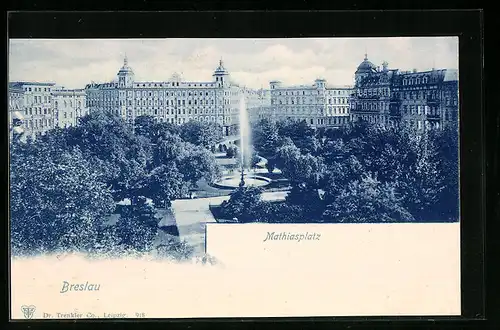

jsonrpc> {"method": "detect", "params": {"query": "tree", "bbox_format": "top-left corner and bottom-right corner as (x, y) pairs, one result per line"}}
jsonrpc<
(151, 121), (181, 143)
(140, 163), (189, 208)
(394, 131), (446, 220)
(177, 144), (222, 187)
(10, 143), (115, 254)
(134, 115), (156, 139)
(180, 121), (224, 149)
(277, 119), (319, 154)
(116, 196), (159, 252)
(152, 133), (186, 166)
(321, 155), (365, 203)
(431, 125), (459, 221)
(252, 119), (281, 159)
(322, 174), (414, 223)
(47, 110), (152, 202)
(252, 202), (306, 223)
(219, 186), (263, 223)
(276, 141), (325, 186)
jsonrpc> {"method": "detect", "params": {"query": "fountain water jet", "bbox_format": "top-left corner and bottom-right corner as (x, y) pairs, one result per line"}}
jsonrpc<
(212, 93), (271, 189)
(239, 94), (252, 187)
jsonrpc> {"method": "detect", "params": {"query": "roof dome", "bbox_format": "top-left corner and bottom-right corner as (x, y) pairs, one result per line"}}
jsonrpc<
(117, 55), (134, 75)
(213, 59), (229, 75)
(356, 54), (377, 73)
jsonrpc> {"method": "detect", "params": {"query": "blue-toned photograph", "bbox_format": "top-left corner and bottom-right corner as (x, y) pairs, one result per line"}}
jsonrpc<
(9, 37), (459, 259)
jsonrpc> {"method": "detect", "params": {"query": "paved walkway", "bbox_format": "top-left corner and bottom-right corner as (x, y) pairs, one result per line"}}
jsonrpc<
(171, 191), (289, 254)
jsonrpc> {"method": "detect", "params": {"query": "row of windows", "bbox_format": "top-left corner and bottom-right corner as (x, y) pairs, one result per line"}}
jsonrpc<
(328, 98), (349, 105)
(54, 100), (83, 108)
(129, 99), (219, 107)
(327, 107), (349, 115)
(352, 114), (389, 125)
(272, 90), (314, 96)
(24, 87), (51, 92)
(314, 117), (349, 126)
(357, 88), (390, 97)
(402, 76), (430, 86)
(272, 98), (317, 105)
(272, 107), (323, 114)
(88, 99), (235, 108)
(28, 95), (50, 104)
(271, 89), (351, 96)
(131, 82), (213, 88)
(352, 114), (445, 130)
(91, 90), (227, 99)
(23, 118), (54, 129)
(402, 105), (440, 116)
(26, 108), (52, 116)
(327, 90), (350, 96)
(394, 90), (440, 100)
(116, 113), (230, 125)
(61, 111), (74, 119)
(135, 108), (221, 116)
(353, 103), (390, 111)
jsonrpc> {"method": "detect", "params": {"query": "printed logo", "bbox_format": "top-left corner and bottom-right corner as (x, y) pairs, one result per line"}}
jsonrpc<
(21, 305), (36, 319)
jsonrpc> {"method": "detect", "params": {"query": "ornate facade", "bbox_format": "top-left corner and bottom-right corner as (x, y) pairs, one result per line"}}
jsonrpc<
(8, 82), (57, 138)
(85, 57), (268, 136)
(8, 84), (24, 131)
(52, 88), (89, 128)
(350, 54), (459, 131)
(257, 79), (352, 128)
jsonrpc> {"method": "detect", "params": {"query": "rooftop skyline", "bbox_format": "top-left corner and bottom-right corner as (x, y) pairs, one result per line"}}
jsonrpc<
(9, 37), (458, 90)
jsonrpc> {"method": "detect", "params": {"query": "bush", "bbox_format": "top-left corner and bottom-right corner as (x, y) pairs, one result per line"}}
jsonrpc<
(116, 197), (160, 252)
(219, 186), (263, 223)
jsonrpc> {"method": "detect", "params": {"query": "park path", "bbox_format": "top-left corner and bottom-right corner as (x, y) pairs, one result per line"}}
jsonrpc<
(169, 191), (289, 254)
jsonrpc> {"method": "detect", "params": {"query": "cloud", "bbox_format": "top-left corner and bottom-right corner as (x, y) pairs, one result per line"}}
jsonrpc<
(8, 37), (459, 89)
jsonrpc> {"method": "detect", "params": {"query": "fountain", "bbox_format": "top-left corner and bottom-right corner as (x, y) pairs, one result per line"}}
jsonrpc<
(212, 94), (271, 189)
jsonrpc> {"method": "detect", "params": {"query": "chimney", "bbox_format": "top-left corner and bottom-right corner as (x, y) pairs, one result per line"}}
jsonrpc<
(412, 68), (417, 73)
(382, 61), (388, 71)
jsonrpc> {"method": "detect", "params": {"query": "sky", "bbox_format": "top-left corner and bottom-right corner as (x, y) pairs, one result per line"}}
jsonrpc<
(8, 37), (458, 90)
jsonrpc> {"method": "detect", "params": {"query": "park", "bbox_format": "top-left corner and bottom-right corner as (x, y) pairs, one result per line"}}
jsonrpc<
(9, 95), (459, 260)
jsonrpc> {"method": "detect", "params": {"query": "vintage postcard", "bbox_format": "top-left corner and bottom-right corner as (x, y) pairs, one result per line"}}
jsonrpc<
(9, 37), (460, 319)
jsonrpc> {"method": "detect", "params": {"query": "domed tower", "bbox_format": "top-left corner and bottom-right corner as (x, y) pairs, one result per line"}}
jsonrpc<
(355, 53), (377, 86)
(213, 59), (230, 88)
(117, 55), (135, 88)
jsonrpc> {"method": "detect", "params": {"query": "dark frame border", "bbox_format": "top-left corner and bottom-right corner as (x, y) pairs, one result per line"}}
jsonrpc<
(4, 10), (486, 329)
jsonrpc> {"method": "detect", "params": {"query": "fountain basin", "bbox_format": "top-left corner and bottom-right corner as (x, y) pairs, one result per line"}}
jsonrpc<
(212, 174), (272, 189)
